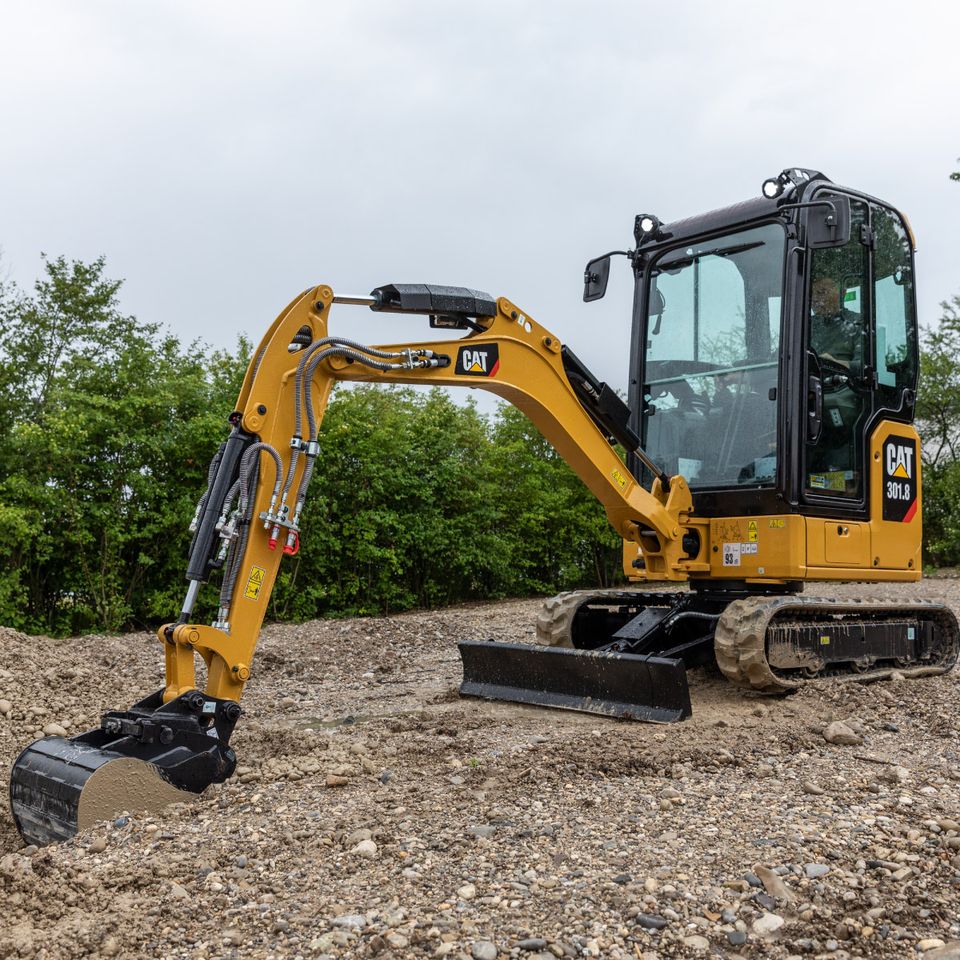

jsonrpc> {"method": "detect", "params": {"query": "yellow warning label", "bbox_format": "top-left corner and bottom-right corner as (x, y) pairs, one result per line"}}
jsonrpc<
(611, 467), (628, 489)
(747, 520), (758, 543)
(768, 518), (786, 529)
(244, 565), (266, 601)
(820, 635), (830, 645)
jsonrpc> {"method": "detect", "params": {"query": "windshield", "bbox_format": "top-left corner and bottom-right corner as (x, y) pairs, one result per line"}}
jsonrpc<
(642, 223), (785, 488)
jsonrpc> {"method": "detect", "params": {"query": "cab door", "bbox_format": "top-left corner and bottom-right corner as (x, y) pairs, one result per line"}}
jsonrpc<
(800, 193), (920, 568)
(803, 195), (872, 508)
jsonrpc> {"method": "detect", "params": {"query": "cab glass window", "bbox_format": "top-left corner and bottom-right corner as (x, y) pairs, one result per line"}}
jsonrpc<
(642, 223), (784, 488)
(873, 206), (917, 406)
(805, 198), (870, 499)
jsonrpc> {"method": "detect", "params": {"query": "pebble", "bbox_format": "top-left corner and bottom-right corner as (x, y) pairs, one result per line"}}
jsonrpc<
(517, 940), (547, 951)
(918, 940), (947, 952)
(0, 699), (11, 716)
(331, 914), (366, 931)
(352, 839), (378, 859)
(472, 941), (497, 960)
(683, 935), (709, 950)
(325, 775), (349, 788)
(635, 914), (668, 930)
(823, 720), (863, 746)
(727, 930), (747, 946)
(458, 882), (477, 900)
(805, 863), (830, 879)
(88, 838), (107, 854)
(752, 913), (785, 936)
(925, 944), (960, 959)
(42, 722), (68, 737)
(468, 825), (497, 838)
(754, 864), (793, 900)
(802, 780), (826, 795)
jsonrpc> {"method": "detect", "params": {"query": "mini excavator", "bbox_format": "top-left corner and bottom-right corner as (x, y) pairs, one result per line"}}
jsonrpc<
(11, 169), (958, 845)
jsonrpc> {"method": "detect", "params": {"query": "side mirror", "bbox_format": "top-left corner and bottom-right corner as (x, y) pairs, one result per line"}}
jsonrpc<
(583, 255), (611, 302)
(807, 195), (851, 249)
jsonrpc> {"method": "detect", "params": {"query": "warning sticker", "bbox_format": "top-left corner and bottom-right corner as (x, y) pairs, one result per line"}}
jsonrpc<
(611, 467), (628, 489)
(244, 565), (266, 601)
(741, 542), (758, 555)
(747, 520), (758, 543)
(768, 518), (786, 529)
(722, 543), (741, 567)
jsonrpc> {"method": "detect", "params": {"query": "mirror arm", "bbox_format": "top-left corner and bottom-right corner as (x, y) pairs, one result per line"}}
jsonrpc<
(583, 249), (631, 284)
(776, 198), (841, 224)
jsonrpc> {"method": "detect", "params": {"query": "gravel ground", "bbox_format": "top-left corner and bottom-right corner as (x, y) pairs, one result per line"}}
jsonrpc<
(2, 581), (960, 959)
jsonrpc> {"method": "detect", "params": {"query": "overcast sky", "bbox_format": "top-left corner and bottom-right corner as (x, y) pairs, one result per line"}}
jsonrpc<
(1, 1), (957, 413)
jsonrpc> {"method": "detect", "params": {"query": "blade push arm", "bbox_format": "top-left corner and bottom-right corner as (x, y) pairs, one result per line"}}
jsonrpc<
(160, 285), (698, 705)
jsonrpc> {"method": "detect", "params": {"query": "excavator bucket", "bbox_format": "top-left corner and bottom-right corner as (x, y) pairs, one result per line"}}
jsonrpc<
(458, 641), (692, 723)
(9, 690), (240, 847)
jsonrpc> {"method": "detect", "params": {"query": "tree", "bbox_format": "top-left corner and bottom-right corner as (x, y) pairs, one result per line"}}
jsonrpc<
(916, 298), (960, 566)
(0, 256), (624, 634)
(0, 256), (248, 633)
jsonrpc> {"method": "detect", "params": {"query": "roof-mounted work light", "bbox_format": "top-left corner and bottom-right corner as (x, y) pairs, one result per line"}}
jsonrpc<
(634, 213), (662, 244)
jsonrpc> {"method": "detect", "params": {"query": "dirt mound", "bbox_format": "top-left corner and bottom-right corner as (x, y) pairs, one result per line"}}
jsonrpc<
(3, 584), (960, 957)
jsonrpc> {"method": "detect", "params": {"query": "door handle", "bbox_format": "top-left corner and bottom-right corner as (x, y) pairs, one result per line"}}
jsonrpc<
(807, 374), (823, 443)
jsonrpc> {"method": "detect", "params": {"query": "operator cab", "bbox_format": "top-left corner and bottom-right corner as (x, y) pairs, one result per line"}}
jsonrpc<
(612, 168), (918, 519)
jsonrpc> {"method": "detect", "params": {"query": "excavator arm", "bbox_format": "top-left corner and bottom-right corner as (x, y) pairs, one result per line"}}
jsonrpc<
(175, 283), (698, 705)
(10, 282), (700, 846)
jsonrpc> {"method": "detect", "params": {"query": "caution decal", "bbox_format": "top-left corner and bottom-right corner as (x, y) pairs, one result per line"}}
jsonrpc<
(244, 565), (266, 601)
(456, 345), (500, 377)
(882, 436), (917, 523)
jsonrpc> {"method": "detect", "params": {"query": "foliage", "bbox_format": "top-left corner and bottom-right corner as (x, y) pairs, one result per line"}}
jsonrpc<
(0, 257), (624, 634)
(0, 256), (249, 633)
(917, 297), (960, 566)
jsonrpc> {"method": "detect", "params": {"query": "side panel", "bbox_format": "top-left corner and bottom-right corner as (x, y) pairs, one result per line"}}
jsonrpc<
(706, 516), (806, 580)
(804, 420), (921, 579)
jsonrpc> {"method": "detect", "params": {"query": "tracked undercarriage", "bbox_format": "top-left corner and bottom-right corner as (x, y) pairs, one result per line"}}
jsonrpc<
(532, 588), (960, 694)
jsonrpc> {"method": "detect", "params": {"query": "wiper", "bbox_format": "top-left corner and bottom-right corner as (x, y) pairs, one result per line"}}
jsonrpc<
(653, 240), (765, 275)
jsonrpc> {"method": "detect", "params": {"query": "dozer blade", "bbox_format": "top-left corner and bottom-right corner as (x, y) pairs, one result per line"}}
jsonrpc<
(458, 640), (692, 723)
(9, 689), (240, 847)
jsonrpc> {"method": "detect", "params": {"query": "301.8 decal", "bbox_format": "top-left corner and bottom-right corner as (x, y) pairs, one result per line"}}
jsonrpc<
(882, 436), (917, 523)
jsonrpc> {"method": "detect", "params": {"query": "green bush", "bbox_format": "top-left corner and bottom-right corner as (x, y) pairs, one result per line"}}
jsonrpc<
(0, 256), (624, 635)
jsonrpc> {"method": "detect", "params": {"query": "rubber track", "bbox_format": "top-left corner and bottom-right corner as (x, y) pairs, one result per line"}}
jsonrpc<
(714, 596), (960, 694)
